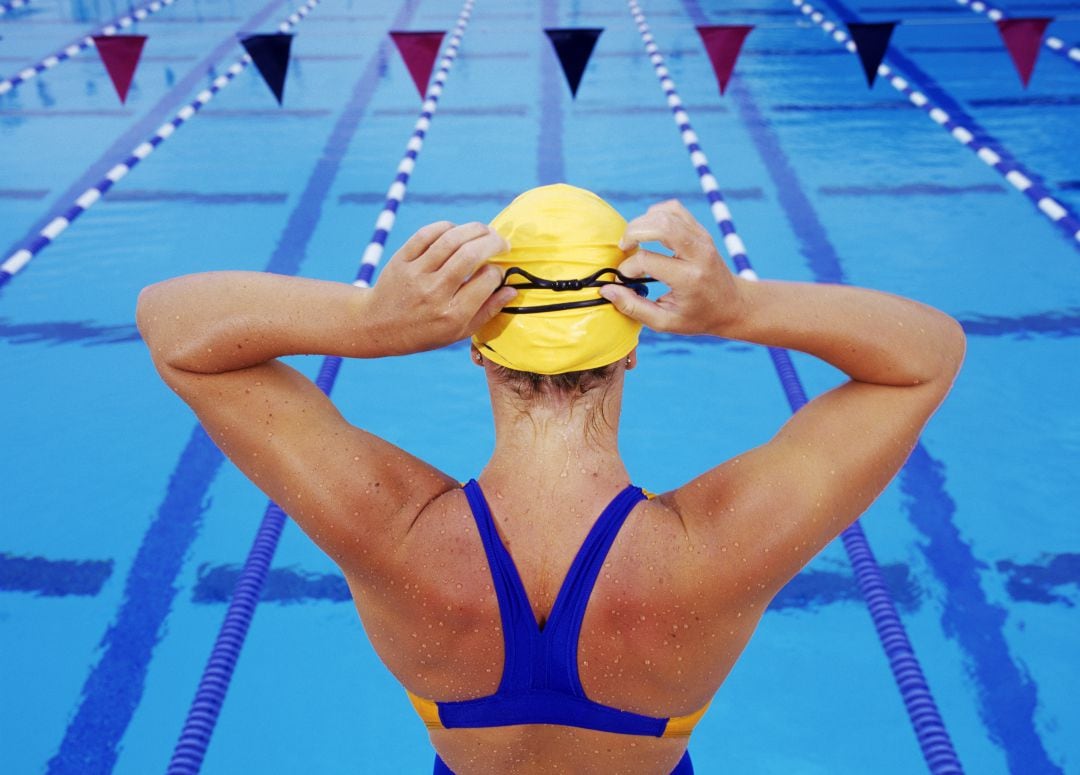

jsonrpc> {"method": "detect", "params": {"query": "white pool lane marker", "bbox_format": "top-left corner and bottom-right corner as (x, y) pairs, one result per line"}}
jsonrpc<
(792, 0), (1080, 248)
(953, 0), (1080, 69)
(0, 0), (179, 96)
(0, 0), (320, 288)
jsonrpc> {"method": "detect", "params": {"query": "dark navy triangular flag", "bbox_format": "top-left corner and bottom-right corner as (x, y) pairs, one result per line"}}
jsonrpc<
(996, 17), (1051, 87)
(240, 33), (294, 105)
(389, 31), (445, 98)
(545, 28), (603, 98)
(846, 22), (897, 88)
(696, 25), (754, 96)
(92, 34), (147, 104)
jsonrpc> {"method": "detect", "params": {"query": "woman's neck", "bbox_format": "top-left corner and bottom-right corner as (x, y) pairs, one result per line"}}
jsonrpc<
(482, 379), (630, 494)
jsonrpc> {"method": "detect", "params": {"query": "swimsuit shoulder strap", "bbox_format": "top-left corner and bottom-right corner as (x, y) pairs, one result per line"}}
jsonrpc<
(461, 479), (538, 690)
(543, 484), (646, 695)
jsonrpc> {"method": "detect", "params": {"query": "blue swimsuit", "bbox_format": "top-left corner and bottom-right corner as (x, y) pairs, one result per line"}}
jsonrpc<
(407, 480), (707, 774)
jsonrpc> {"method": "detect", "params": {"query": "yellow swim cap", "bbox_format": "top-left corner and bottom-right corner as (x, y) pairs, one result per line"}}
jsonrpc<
(472, 184), (640, 375)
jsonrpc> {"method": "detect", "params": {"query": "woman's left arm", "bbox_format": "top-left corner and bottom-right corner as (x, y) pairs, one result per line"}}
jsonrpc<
(135, 221), (514, 575)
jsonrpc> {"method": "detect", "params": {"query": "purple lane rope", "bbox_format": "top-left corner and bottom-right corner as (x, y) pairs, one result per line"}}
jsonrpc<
(627, 1), (964, 772)
(792, 0), (1080, 249)
(0, 0), (179, 95)
(165, 3), (475, 772)
(0, 0), (320, 290)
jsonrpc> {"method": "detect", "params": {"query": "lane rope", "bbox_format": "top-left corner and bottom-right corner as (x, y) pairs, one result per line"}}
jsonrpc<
(165, 3), (475, 772)
(627, 1), (965, 772)
(0, 0), (320, 290)
(0, 0), (180, 96)
(953, 0), (1080, 69)
(792, 0), (1080, 249)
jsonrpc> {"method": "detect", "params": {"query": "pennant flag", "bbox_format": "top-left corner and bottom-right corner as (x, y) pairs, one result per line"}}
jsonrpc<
(695, 25), (753, 96)
(92, 35), (147, 104)
(996, 17), (1051, 87)
(846, 22), (898, 88)
(544, 28), (603, 98)
(389, 31), (446, 98)
(240, 33), (294, 105)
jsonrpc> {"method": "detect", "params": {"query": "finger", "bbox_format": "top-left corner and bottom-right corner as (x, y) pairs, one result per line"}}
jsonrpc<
(463, 283), (518, 335)
(413, 222), (492, 272)
(598, 284), (669, 330)
(394, 221), (456, 262)
(649, 199), (699, 231)
(618, 200), (697, 250)
(620, 209), (712, 263)
(453, 263), (506, 317)
(618, 248), (691, 287)
(441, 230), (510, 288)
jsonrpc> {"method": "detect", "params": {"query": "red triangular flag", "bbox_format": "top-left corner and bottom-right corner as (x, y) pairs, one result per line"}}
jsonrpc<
(544, 28), (603, 98)
(92, 35), (147, 104)
(996, 18), (1051, 88)
(846, 22), (898, 88)
(389, 31), (445, 98)
(696, 25), (753, 96)
(239, 33), (294, 105)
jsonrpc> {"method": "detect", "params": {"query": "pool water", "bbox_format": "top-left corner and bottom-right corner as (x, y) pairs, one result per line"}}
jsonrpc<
(1, 0), (1078, 772)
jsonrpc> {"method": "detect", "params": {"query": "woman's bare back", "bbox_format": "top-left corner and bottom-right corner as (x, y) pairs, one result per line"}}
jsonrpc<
(346, 483), (767, 774)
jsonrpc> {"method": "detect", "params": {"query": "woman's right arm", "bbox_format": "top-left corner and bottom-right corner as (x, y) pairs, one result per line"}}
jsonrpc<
(602, 200), (965, 599)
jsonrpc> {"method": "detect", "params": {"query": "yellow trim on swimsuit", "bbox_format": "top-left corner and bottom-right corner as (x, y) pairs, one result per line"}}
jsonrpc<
(406, 689), (443, 730)
(660, 699), (712, 737)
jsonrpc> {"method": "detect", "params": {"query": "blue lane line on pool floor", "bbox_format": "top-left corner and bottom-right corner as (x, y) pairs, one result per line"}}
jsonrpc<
(538, 1), (564, 186)
(900, 444), (1060, 774)
(47, 426), (226, 774)
(45, 1), (423, 771)
(679, 0), (1058, 766)
(0, 553), (112, 596)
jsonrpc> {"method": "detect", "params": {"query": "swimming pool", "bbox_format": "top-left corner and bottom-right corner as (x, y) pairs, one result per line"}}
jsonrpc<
(1, 0), (1077, 771)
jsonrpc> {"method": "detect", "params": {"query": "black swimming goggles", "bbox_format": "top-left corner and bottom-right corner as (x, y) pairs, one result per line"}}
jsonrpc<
(498, 267), (658, 314)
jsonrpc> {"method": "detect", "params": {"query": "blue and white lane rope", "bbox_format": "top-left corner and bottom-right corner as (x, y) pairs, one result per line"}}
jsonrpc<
(0, 0), (179, 96)
(0, 0), (31, 17)
(954, 0), (1080, 69)
(792, 0), (1080, 249)
(165, 4), (474, 773)
(0, 0), (320, 291)
(627, 1), (965, 773)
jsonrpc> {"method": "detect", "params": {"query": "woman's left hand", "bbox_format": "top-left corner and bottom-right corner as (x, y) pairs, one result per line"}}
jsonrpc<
(365, 221), (517, 355)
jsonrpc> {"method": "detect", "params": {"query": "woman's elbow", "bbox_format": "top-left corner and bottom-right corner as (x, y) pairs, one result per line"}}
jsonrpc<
(936, 314), (967, 381)
(135, 281), (180, 362)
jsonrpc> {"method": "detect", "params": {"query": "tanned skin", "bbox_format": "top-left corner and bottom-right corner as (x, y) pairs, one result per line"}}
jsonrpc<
(137, 201), (965, 774)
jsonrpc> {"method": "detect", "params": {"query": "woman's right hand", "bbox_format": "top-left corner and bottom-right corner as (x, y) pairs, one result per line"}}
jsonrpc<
(366, 221), (517, 355)
(600, 200), (746, 336)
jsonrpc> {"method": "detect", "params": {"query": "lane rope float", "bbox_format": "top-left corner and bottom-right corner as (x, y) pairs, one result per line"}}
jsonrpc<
(165, 2), (475, 772)
(627, 1), (965, 772)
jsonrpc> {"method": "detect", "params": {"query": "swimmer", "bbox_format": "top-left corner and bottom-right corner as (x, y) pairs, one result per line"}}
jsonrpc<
(136, 184), (965, 774)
